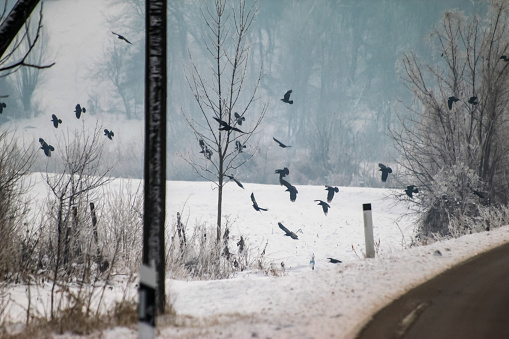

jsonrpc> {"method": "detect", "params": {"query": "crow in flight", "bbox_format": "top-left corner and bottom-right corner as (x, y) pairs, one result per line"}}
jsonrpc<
(281, 178), (298, 202)
(327, 257), (342, 264)
(281, 90), (293, 104)
(278, 222), (298, 239)
(75, 104), (86, 119)
(213, 117), (244, 133)
(0, 102), (6, 114)
(378, 163), (392, 182)
(104, 129), (114, 140)
(273, 137), (291, 148)
(112, 32), (132, 44)
(468, 96), (479, 105)
(235, 140), (246, 153)
(251, 192), (268, 211)
(501, 55), (509, 62)
(199, 139), (213, 160)
(404, 185), (419, 198)
(226, 174), (244, 189)
(39, 138), (55, 157)
(51, 114), (62, 128)
(315, 200), (330, 216)
(275, 167), (289, 184)
(325, 186), (339, 203)
(234, 112), (245, 126)
(448, 96), (459, 110)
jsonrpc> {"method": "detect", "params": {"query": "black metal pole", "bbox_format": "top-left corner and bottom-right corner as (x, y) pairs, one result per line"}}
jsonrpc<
(143, 0), (167, 315)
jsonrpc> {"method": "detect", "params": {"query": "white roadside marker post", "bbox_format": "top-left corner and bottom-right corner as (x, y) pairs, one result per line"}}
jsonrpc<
(363, 203), (375, 258)
(139, 263), (156, 339)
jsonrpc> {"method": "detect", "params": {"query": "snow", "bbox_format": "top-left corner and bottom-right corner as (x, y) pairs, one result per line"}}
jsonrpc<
(2, 1), (509, 338)
(3, 175), (509, 338)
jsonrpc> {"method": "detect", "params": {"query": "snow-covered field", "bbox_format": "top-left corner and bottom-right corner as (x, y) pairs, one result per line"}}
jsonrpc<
(3, 175), (509, 338)
(3, 1), (509, 337)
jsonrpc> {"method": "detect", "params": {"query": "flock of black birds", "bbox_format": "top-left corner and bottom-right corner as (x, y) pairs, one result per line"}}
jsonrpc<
(36, 103), (115, 157)
(0, 32), (134, 157)
(195, 89), (421, 264)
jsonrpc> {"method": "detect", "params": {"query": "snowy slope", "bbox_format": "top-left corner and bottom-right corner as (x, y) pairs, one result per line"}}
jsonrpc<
(2, 1), (509, 338)
(3, 175), (509, 339)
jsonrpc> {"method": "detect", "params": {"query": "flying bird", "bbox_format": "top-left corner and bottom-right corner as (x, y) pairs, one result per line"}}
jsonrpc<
(226, 174), (244, 189)
(39, 138), (55, 157)
(235, 140), (246, 153)
(378, 163), (392, 182)
(281, 90), (293, 104)
(281, 178), (298, 202)
(273, 137), (291, 148)
(315, 200), (330, 216)
(74, 104), (86, 119)
(404, 185), (419, 198)
(51, 114), (62, 128)
(199, 139), (213, 160)
(112, 32), (132, 44)
(325, 186), (339, 203)
(251, 192), (268, 212)
(234, 112), (245, 126)
(327, 258), (342, 264)
(275, 167), (289, 184)
(0, 102), (6, 114)
(468, 96), (479, 105)
(213, 117), (244, 133)
(104, 129), (114, 140)
(278, 222), (298, 239)
(448, 96), (459, 110)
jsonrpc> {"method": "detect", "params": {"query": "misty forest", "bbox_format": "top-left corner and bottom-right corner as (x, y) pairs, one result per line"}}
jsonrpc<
(3, 0), (509, 337)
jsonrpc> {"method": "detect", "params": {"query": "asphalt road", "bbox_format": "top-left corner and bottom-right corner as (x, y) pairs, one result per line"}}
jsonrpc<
(355, 242), (509, 339)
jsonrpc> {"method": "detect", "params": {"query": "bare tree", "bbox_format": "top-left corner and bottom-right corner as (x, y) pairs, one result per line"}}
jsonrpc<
(184, 0), (267, 242)
(393, 0), (509, 237)
(93, 40), (142, 119)
(41, 123), (113, 318)
(0, 1), (53, 76)
(0, 130), (35, 279)
(7, 16), (50, 118)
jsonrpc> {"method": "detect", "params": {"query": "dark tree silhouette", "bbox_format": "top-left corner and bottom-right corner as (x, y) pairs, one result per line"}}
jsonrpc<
(0, 1), (54, 75)
(393, 2), (509, 237)
(184, 0), (267, 241)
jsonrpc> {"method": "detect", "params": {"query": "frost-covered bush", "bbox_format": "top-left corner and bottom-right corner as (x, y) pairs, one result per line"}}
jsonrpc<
(393, 2), (509, 238)
(417, 164), (483, 238)
(0, 131), (35, 281)
(166, 214), (265, 280)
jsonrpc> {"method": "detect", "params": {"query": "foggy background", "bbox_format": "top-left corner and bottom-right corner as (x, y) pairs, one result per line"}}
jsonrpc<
(0, 0), (487, 186)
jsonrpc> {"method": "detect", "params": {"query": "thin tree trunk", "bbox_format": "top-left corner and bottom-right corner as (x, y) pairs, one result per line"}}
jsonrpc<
(50, 198), (64, 319)
(216, 179), (223, 243)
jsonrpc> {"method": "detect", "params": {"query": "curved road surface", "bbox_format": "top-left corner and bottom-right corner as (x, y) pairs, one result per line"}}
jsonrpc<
(356, 242), (509, 339)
